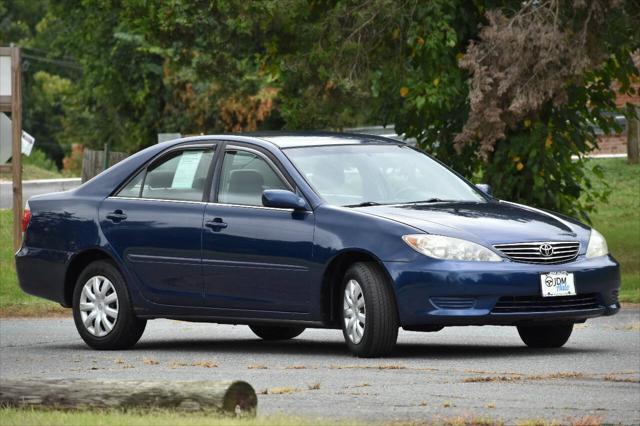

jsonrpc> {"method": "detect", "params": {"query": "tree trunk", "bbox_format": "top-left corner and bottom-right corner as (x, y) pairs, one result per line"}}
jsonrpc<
(628, 104), (639, 164)
(0, 379), (257, 416)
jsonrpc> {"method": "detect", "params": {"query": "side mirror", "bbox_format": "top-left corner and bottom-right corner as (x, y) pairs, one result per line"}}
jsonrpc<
(475, 183), (492, 195)
(262, 189), (307, 210)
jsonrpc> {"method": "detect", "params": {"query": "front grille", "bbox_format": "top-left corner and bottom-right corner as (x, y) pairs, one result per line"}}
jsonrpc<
(494, 241), (580, 264)
(492, 293), (600, 313)
(430, 297), (476, 309)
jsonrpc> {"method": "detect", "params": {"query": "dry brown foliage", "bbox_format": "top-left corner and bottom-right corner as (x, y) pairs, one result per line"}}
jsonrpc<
(217, 87), (278, 133)
(456, 0), (618, 157)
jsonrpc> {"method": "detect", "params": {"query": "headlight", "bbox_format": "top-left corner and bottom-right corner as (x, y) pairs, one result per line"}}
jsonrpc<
(402, 234), (503, 262)
(586, 228), (608, 258)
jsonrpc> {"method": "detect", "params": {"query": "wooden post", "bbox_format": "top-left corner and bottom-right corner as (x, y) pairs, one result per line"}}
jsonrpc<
(628, 104), (639, 164)
(103, 142), (110, 171)
(0, 379), (258, 416)
(10, 46), (22, 252)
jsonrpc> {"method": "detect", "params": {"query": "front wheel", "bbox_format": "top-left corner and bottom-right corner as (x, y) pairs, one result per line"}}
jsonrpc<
(72, 260), (146, 350)
(517, 323), (573, 348)
(249, 325), (305, 340)
(341, 262), (399, 357)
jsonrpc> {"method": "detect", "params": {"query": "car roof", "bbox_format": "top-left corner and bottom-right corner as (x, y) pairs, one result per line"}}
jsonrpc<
(171, 131), (405, 149)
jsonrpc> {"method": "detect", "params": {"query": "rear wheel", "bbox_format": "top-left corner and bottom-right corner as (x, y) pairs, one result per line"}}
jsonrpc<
(249, 325), (305, 340)
(72, 260), (146, 350)
(341, 262), (398, 357)
(517, 323), (573, 348)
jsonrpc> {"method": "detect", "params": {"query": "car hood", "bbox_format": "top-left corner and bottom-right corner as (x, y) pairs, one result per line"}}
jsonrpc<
(357, 201), (591, 247)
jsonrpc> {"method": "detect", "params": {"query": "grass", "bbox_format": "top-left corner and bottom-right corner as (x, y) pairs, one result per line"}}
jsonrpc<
(0, 158), (638, 315)
(585, 158), (640, 302)
(0, 409), (362, 426)
(0, 408), (607, 426)
(0, 163), (64, 181)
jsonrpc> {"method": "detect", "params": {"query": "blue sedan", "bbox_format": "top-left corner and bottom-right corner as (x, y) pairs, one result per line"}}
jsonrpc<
(16, 133), (620, 357)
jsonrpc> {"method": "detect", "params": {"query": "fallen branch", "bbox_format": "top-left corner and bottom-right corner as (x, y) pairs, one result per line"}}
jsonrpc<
(0, 379), (257, 416)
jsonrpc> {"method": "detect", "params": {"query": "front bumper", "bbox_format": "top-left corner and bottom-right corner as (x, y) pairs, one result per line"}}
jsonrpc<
(384, 254), (621, 327)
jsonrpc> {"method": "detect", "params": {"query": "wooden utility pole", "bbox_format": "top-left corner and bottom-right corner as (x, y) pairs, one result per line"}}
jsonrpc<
(11, 47), (22, 251)
(0, 46), (23, 251)
(628, 103), (639, 164)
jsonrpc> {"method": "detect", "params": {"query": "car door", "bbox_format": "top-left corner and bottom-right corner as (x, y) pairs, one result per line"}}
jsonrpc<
(202, 145), (314, 313)
(100, 144), (216, 306)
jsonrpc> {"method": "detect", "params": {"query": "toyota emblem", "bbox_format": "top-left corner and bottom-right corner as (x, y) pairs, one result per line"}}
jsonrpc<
(539, 243), (554, 257)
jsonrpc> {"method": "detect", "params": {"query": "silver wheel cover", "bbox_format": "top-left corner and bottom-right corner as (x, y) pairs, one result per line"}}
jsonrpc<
(343, 279), (366, 344)
(79, 275), (119, 337)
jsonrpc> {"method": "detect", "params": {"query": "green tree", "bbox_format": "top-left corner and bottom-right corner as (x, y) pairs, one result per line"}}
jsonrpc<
(33, 0), (165, 153)
(0, 0), (48, 44)
(9, 0), (637, 222)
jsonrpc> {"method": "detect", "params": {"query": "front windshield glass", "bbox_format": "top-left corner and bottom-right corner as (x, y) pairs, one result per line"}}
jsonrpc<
(285, 144), (485, 206)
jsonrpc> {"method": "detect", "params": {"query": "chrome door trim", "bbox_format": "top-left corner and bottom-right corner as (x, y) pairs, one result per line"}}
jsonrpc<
(108, 196), (311, 213)
(108, 196), (206, 205)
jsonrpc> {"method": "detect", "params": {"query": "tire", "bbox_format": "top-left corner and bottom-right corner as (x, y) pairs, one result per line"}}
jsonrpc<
(517, 323), (574, 348)
(72, 260), (146, 350)
(249, 325), (305, 340)
(341, 262), (399, 357)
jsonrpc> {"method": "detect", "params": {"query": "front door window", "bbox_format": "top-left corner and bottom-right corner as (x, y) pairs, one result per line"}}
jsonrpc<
(217, 150), (289, 206)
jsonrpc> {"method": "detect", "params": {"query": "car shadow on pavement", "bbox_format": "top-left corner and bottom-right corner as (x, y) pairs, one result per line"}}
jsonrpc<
(62, 337), (604, 359)
(392, 342), (605, 359)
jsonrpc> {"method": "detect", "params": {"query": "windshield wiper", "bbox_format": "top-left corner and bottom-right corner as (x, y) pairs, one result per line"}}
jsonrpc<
(406, 198), (454, 204)
(344, 201), (383, 208)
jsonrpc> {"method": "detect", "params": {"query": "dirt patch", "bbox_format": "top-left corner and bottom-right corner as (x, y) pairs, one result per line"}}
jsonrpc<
(463, 372), (586, 383)
(603, 374), (640, 383)
(329, 364), (406, 370)
(265, 387), (302, 395)
(463, 375), (522, 383)
(169, 360), (218, 369)
(247, 364), (268, 369)
(0, 304), (69, 318)
(606, 321), (640, 331)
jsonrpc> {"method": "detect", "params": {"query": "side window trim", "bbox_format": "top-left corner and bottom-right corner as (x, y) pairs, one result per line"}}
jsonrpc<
(213, 145), (294, 204)
(114, 143), (217, 201)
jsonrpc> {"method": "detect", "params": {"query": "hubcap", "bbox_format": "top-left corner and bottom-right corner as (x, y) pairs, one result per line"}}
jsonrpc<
(343, 279), (366, 344)
(79, 276), (119, 337)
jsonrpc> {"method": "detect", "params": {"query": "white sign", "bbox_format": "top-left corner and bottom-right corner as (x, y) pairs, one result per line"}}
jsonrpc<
(171, 151), (202, 188)
(0, 112), (11, 164)
(0, 56), (11, 97)
(0, 113), (35, 164)
(21, 130), (35, 156)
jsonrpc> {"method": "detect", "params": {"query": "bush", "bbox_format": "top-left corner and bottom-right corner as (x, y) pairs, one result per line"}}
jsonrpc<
(62, 144), (84, 177)
(23, 149), (59, 172)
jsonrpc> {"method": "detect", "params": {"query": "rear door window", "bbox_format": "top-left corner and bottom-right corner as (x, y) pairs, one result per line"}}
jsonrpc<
(117, 148), (214, 202)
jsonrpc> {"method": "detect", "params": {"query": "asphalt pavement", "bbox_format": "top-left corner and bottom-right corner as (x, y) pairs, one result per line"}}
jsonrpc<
(0, 178), (81, 209)
(1, 308), (639, 424)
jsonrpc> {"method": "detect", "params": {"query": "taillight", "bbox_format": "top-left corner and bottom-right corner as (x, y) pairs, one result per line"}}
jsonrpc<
(22, 201), (31, 233)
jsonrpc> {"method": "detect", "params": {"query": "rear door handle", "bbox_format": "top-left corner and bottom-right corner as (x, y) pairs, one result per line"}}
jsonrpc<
(205, 218), (228, 231)
(106, 210), (127, 222)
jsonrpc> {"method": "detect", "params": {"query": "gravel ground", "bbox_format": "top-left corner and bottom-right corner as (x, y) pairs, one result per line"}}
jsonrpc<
(1, 307), (639, 424)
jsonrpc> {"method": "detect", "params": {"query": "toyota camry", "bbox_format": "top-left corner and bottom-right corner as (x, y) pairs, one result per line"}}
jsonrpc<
(16, 133), (620, 357)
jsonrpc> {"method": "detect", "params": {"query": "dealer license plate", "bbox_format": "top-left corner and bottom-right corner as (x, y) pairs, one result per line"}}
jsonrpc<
(540, 272), (576, 297)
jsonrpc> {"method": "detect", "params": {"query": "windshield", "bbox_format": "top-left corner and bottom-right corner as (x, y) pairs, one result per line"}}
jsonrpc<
(285, 144), (485, 206)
